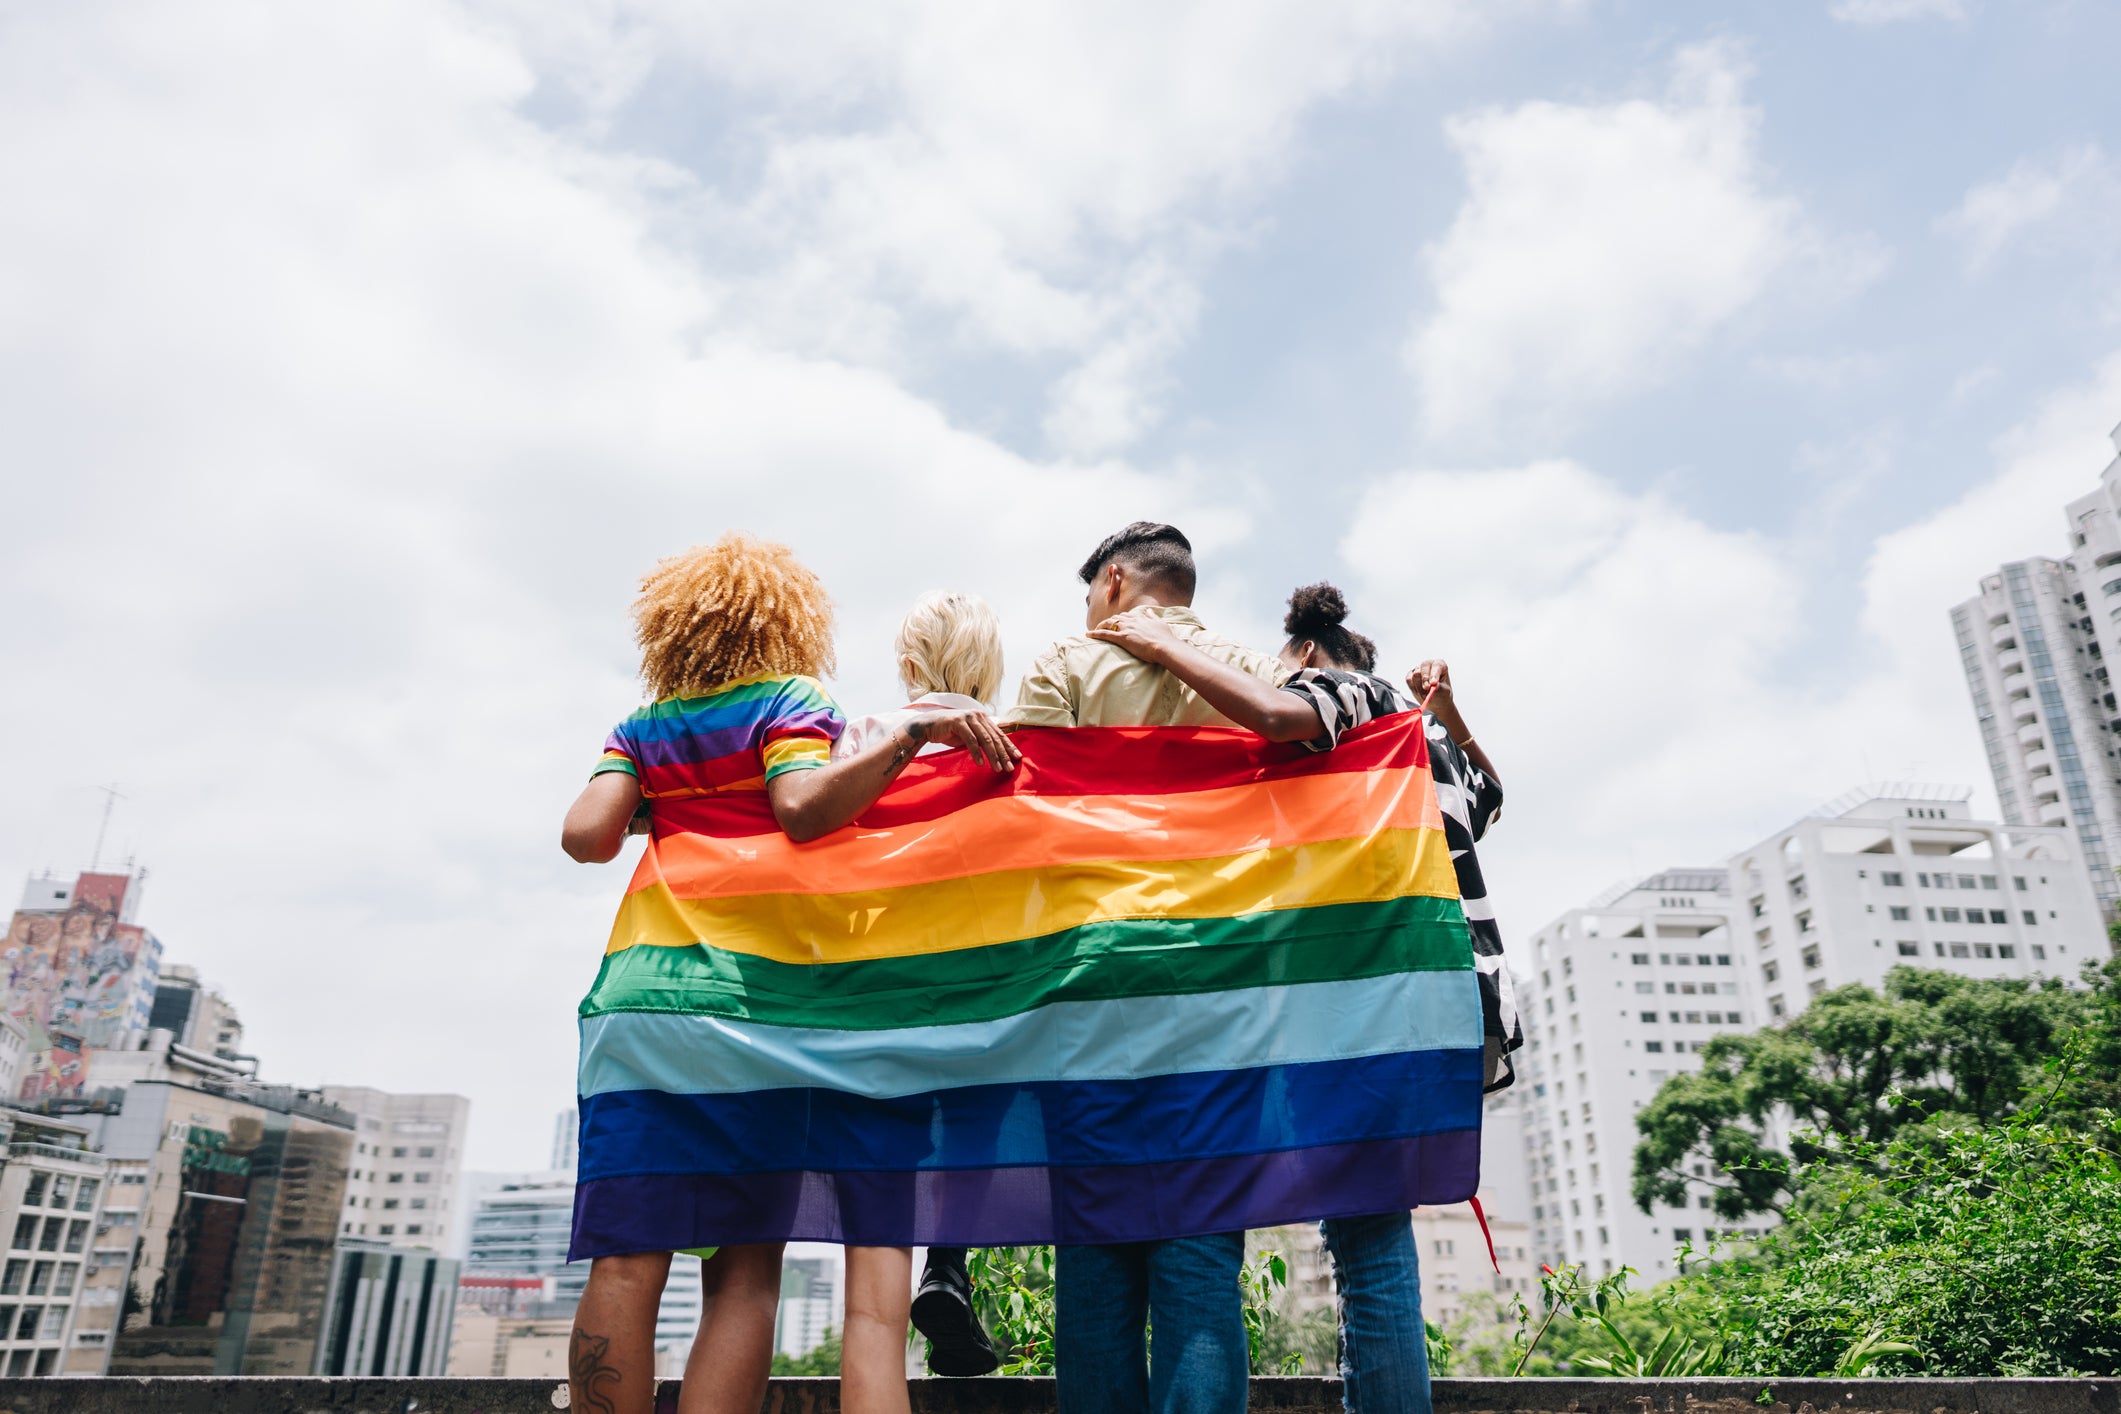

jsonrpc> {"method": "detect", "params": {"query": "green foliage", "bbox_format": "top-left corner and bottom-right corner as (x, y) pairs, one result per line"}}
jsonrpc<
(1632, 964), (2104, 1221)
(769, 1325), (841, 1375)
(1425, 1319), (1451, 1375)
(1240, 1247), (1336, 1374)
(1679, 1058), (2121, 1376)
(964, 1246), (1057, 1375)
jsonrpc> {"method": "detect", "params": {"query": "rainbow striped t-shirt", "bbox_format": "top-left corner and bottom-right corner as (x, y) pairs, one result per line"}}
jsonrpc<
(593, 674), (844, 798)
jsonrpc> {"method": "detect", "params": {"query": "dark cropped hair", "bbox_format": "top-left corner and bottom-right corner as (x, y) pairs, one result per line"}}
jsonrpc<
(1077, 522), (1197, 599)
(1284, 582), (1377, 672)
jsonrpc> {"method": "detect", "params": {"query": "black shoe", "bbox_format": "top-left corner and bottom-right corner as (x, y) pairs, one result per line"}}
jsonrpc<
(911, 1253), (1002, 1377)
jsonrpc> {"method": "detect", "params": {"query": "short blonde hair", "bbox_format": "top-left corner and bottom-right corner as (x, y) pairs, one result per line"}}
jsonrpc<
(895, 591), (1003, 704)
(633, 533), (836, 700)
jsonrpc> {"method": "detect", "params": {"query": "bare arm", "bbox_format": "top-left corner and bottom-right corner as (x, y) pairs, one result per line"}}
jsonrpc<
(561, 711), (1021, 858)
(563, 772), (643, 863)
(1407, 659), (1500, 785)
(1086, 612), (1322, 743)
(767, 709), (1020, 843)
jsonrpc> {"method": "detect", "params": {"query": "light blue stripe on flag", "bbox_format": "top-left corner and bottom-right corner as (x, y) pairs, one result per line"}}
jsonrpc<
(579, 968), (1480, 1100)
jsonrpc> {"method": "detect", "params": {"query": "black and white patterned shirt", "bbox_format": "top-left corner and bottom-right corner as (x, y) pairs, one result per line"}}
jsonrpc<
(1283, 668), (1524, 1093)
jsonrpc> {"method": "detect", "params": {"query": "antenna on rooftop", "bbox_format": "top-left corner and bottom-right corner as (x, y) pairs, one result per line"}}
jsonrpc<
(89, 784), (127, 872)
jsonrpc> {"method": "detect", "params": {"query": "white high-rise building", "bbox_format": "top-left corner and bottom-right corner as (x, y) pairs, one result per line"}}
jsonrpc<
(1516, 868), (1743, 1281)
(1952, 418), (2121, 917)
(1730, 782), (2103, 1021)
(551, 1108), (578, 1175)
(323, 1088), (471, 1252)
(1516, 782), (2108, 1283)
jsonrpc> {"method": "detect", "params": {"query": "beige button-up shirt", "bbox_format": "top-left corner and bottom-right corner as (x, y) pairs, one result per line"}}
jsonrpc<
(1000, 605), (1289, 728)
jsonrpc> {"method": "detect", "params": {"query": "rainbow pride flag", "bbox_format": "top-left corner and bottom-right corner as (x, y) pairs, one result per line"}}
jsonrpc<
(569, 717), (1483, 1256)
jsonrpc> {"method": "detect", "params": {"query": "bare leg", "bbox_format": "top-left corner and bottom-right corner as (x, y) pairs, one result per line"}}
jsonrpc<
(678, 1244), (786, 1414)
(572, 1251), (671, 1414)
(841, 1245), (913, 1414)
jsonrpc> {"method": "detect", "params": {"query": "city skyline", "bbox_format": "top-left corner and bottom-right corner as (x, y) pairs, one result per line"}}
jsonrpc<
(5, 2), (2121, 1172)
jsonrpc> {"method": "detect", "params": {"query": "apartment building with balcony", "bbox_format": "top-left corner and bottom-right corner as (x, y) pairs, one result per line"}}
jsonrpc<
(0, 1113), (111, 1376)
(1953, 419), (2121, 917)
(1730, 783), (2105, 1023)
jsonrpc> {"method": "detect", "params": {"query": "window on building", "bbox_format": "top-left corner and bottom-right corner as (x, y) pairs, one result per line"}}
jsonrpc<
(0, 1262), (22, 1296)
(1755, 928), (1772, 948)
(36, 1221), (60, 1253)
(2024, 911), (2039, 925)
(1684, 1011), (1702, 1024)
(9, 1219), (33, 1252)
(390, 1147), (407, 1158)
(1768, 994), (1785, 1019)
(1634, 981), (1654, 994)
(378, 1224), (396, 1236)
(1639, 1011), (1658, 1023)
(2014, 876), (2028, 890)
(1949, 942), (1971, 958)
(1714, 954), (1731, 966)
(387, 1173), (404, 1184)
(1881, 871), (1904, 886)
(1644, 1041), (1664, 1053)
(49, 1178), (72, 1209)
(1999, 944), (2017, 959)
(1942, 908), (1963, 923)
(1975, 943), (1995, 958)
(73, 1180), (96, 1213)
(2032, 944), (2047, 960)
(1629, 953), (1649, 965)
(1801, 945), (1821, 969)
(407, 1224), (424, 1235)
(382, 1199), (400, 1211)
(1796, 912), (1813, 934)
(21, 1175), (47, 1209)
(1889, 906), (1911, 921)
(1980, 874), (1998, 889)
(62, 1222), (84, 1255)
(1897, 941), (1920, 956)
(1955, 874), (1976, 889)
(1789, 875), (1807, 900)
(1664, 983), (1677, 994)
(1926, 907), (1939, 921)
(1749, 897), (1764, 918)
(26, 1263), (49, 1296)
(15, 1307), (37, 1340)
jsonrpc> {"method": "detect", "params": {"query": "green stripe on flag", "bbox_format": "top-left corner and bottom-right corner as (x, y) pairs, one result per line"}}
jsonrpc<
(581, 894), (1472, 1031)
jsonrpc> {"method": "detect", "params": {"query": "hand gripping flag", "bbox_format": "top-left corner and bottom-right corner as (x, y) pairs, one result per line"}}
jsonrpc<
(569, 716), (1483, 1256)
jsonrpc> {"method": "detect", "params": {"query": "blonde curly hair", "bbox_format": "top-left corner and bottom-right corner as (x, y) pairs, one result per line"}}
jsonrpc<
(633, 533), (837, 700)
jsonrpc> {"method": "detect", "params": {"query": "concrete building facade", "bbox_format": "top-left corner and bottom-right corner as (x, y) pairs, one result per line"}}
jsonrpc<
(1731, 783), (2105, 1022)
(1952, 419), (2121, 916)
(1516, 869), (1746, 1282)
(320, 1090), (469, 1253)
(0, 1113), (111, 1375)
(1515, 782), (2110, 1282)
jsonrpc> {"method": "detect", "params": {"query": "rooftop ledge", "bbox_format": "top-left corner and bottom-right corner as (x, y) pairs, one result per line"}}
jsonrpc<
(0, 1378), (2110, 1414)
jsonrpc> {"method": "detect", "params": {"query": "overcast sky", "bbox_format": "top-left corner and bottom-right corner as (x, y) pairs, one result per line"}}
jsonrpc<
(4, 0), (2120, 1171)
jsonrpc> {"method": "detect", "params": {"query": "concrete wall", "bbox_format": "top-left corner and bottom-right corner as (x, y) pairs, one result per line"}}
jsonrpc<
(0, 1377), (2107, 1414)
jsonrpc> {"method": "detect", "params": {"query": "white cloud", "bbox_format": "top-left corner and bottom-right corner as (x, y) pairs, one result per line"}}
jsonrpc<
(474, 0), (1561, 453)
(1829, 0), (1968, 24)
(1342, 356), (2121, 938)
(0, 0), (1258, 1169)
(1405, 44), (1857, 441)
(1940, 143), (2119, 272)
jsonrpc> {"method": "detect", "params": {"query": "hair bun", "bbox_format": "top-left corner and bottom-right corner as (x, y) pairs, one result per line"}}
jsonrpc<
(1283, 582), (1350, 639)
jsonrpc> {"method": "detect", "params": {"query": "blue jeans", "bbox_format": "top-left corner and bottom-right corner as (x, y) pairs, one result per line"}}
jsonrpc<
(1054, 1233), (1247, 1414)
(1321, 1213), (1431, 1414)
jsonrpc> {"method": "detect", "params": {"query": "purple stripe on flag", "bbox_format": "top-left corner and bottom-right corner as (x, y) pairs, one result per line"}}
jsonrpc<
(566, 1127), (1480, 1256)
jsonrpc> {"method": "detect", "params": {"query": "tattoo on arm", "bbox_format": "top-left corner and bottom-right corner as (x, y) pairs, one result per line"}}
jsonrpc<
(571, 1328), (624, 1414)
(890, 719), (934, 771)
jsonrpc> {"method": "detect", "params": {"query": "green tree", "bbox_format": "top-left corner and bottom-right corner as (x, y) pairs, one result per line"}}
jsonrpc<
(1632, 965), (2098, 1220)
(769, 1326), (841, 1375)
(1687, 1058), (2121, 1375)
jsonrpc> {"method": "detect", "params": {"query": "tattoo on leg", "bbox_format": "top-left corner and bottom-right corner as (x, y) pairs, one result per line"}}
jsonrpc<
(571, 1328), (624, 1414)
